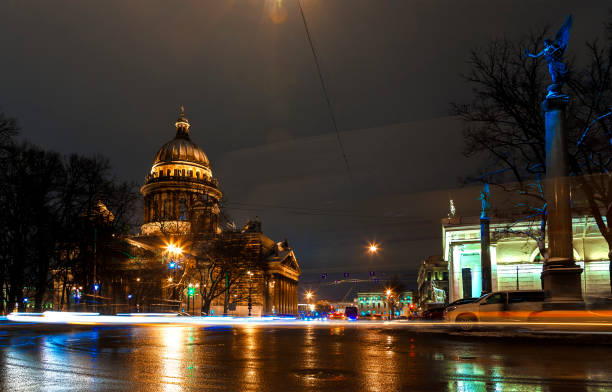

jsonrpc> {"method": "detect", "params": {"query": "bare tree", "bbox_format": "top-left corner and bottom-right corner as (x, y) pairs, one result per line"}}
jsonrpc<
(454, 15), (612, 292)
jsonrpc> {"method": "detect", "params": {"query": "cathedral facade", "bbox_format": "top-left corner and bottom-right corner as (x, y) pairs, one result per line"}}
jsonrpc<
(126, 108), (300, 316)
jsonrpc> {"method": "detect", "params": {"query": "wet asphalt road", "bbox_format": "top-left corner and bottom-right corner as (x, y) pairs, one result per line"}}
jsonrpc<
(1, 322), (611, 392)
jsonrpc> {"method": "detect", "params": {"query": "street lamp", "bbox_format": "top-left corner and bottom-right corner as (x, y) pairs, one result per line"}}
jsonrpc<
(165, 243), (183, 305)
(367, 242), (379, 254)
(166, 243), (183, 257)
(247, 270), (253, 317)
(93, 283), (100, 313)
(305, 291), (313, 301)
(305, 291), (314, 313)
(385, 289), (394, 320)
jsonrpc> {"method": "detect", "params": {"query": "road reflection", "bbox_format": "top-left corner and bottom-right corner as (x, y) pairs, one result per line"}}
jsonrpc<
(1, 324), (612, 391)
(160, 326), (185, 391)
(239, 325), (261, 391)
(359, 331), (400, 392)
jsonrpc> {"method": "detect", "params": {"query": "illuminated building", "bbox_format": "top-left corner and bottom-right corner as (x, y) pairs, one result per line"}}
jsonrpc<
(416, 256), (448, 311)
(355, 291), (413, 317)
(125, 107), (300, 316)
(443, 216), (611, 302)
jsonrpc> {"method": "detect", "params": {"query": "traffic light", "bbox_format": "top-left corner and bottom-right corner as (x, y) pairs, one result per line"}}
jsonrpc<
(188, 287), (195, 296)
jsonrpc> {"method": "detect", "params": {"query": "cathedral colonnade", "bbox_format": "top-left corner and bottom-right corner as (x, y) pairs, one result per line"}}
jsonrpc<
(269, 273), (298, 315)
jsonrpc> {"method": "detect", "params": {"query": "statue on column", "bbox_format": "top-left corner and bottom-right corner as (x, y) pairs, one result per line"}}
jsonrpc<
(525, 15), (573, 99)
(479, 183), (491, 219)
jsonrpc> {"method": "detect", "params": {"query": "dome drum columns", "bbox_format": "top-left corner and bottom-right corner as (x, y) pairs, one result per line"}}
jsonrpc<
(140, 107), (222, 236)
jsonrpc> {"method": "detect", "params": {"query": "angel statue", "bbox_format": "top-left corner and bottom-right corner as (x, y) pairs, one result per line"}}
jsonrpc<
(525, 15), (573, 99)
(479, 182), (490, 219)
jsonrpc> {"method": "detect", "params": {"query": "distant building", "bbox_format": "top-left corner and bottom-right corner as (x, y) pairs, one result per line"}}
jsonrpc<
(416, 256), (448, 310)
(355, 291), (413, 318)
(443, 216), (611, 303)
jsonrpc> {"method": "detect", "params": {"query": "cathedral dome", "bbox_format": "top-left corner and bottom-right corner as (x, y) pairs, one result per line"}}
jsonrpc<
(152, 138), (210, 168)
(151, 106), (210, 169)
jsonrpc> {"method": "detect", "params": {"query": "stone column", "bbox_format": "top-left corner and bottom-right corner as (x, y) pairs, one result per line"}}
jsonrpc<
(540, 96), (583, 303)
(480, 216), (492, 295)
(283, 279), (287, 314)
(279, 277), (283, 314)
(275, 275), (280, 314)
(290, 281), (294, 314)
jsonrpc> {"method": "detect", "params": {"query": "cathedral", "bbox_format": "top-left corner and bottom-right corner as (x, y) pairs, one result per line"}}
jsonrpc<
(124, 107), (300, 316)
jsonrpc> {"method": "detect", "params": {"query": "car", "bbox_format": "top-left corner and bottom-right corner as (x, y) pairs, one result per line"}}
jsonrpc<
(363, 313), (382, 321)
(344, 306), (359, 320)
(446, 298), (477, 308)
(420, 307), (446, 320)
(445, 290), (546, 330)
(328, 312), (346, 320)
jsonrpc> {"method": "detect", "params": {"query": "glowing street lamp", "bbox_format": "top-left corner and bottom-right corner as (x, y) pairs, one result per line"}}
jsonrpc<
(165, 243), (183, 257)
(385, 289), (395, 320)
(367, 242), (379, 254)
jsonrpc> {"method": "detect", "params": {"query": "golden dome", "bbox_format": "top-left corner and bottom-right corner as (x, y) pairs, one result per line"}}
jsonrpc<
(151, 107), (210, 169)
(152, 138), (210, 168)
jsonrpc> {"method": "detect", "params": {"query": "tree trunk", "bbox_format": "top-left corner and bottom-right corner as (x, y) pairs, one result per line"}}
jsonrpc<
(609, 249), (612, 297)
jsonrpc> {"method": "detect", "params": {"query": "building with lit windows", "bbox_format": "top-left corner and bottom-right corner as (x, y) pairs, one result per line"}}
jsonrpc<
(416, 255), (448, 311)
(443, 216), (611, 303)
(124, 107), (301, 316)
(355, 291), (413, 318)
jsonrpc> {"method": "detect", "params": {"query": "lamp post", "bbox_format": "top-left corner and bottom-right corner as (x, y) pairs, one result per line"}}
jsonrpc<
(385, 289), (394, 320)
(165, 243), (183, 309)
(305, 291), (314, 316)
(246, 271), (253, 317)
(93, 283), (100, 313)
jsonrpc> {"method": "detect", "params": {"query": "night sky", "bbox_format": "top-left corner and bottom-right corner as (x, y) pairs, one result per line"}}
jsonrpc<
(1, 1), (609, 291)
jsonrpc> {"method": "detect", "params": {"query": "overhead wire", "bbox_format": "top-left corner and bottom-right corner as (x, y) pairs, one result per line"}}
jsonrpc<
(297, 0), (352, 180)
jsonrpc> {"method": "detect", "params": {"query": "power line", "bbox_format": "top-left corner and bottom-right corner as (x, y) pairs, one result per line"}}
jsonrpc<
(297, 0), (352, 180)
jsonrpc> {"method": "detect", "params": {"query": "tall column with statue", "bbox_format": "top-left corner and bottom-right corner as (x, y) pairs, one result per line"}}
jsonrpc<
(479, 183), (492, 295)
(526, 15), (583, 303)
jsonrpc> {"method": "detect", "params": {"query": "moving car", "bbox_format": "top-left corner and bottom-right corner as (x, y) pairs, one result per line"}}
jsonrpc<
(328, 312), (346, 320)
(445, 290), (546, 329)
(446, 298), (477, 308)
(420, 307), (446, 320)
(344, 306), (359, 320)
